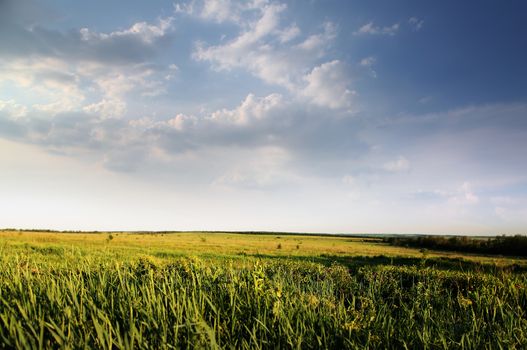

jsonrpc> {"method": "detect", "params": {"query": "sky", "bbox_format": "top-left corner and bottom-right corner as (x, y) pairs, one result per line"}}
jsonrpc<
(1, 0), (526, 234)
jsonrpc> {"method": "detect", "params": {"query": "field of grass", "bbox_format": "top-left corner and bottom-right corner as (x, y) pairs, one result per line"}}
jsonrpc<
(1, 230), (526, 348)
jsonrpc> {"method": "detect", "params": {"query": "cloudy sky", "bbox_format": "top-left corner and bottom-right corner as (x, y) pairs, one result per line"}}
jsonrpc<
(1, 0), (526, 234)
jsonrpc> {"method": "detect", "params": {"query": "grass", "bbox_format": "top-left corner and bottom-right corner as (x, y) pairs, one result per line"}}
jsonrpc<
(0, 230), (526, 348)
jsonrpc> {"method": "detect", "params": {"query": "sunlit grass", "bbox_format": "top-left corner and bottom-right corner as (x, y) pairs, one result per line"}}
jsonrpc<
(0, 230), (526, 348)
(2, 230), (524, 264)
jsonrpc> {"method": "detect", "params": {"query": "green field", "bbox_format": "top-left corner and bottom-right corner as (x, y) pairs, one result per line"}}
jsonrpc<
(1, 231), (526, 349)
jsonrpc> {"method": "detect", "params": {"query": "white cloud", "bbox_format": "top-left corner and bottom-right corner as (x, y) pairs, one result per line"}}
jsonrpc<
(0, 58), (85, 113)
(408, 17), (424, 31)
(1, 89), (352, 174)
(354, 21), (399, 36)
(86, 65), (165, 99)
(0, 99), (28, 119)
(175, 0), (246, 24)
(360, 56), (376, 67)
(302, 60), (354, 109)
(32, 101), (76, 115)
(360, 56), (377, 78)
(165, 64), (179, 80)
(167, 113), (198, 131)
(128, 117), (155, 129)
(80, 17), (174, 44)
(278, 24), (301, 43)
(383, 156), (410, 172)
(0, 0), (359, 177)
(128, 113), (199, 132)
(0, 12), (177, 119)
(193, 2), (288, 70)
(191, 2), (351, 109)
(201, 0), (236, 22)
(0, 58), (172, 118)
(295, 22), (336, 53)
(83, 99), (127, 119)
(209, 93), (283, 125)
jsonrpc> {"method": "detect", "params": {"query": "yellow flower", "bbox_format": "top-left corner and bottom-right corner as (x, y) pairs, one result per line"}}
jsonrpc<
(307, 294), (319, 307)
(458, 295), (473, 308)
(343, 321), (361, 331)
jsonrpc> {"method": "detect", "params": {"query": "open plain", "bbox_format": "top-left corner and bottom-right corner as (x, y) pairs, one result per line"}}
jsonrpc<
(0, 231), (525, 349)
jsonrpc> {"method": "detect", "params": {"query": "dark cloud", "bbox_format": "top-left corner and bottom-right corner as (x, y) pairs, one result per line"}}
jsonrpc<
(0, 0), (174, 65)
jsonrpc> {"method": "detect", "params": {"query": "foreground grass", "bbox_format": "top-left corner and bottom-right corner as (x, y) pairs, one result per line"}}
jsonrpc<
(0, 231), (526, 349)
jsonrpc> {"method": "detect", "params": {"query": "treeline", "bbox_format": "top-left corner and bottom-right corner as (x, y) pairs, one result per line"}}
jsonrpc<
(384, 235), (527, 257)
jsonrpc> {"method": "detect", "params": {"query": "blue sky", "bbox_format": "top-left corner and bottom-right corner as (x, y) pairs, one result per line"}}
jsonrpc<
(1, 0), (526, 234)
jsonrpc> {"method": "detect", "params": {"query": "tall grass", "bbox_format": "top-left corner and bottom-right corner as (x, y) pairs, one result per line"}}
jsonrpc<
(0, 253), (526, 349)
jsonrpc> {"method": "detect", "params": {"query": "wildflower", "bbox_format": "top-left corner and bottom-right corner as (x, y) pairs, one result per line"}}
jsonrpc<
(307, 294), (319, 307)
(343, 321), (361, 331)
(458, 295), (473, 308)
(275, 284), (282, 298)
(370, 335), (381, 343)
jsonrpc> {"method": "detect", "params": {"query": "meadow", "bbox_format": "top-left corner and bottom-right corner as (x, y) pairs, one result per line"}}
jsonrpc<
(0, 230), (526, 349)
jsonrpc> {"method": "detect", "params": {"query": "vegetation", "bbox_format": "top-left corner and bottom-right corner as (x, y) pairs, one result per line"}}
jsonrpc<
(384, 234), (527, 257)
(0, 231), (526, 349)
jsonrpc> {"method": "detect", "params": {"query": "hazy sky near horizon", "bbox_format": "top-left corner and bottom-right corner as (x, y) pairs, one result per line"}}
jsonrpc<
(1, 0), (526, 234)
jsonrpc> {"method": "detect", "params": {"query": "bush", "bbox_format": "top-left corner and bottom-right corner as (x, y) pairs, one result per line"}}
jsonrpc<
(385, 235), (527, 257)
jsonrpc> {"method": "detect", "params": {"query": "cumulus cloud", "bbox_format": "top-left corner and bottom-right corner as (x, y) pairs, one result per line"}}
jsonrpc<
(190, 1), (352, 109)
(192, 2), (290, 74)
(1, 58), (173, 118)
(0, 0), (453, 189)
(166, 114), (199, 131)
(209, 93), (283, 125)
(83, 99), (127, 119)
(175, 0), (260, 24)
(302, 61), (354, 109)
(0, 84), (370, 177)
(0, 3), (178, 120)
(2, 0), (525, 192)
(0, 58), (86, 114)
(354, 21), (399, 36)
